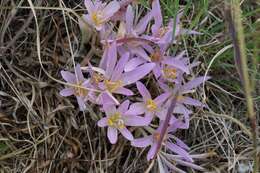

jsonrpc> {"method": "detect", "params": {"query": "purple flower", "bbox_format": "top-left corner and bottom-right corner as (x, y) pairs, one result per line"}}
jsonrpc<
(125, 81), (170, 124)
(131, 121), (193, 162)
(97, 41), (155, 105)
(60, 64), (95, 111)
(97, 100), (149, 144)
(83, 0), (120, 31)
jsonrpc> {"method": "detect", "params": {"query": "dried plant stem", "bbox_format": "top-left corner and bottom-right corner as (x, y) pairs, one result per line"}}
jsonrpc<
(227, 1), (258, 172)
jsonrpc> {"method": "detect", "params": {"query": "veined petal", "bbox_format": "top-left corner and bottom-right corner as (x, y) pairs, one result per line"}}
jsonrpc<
(181, 97), (205, 107)
(114, 87), (134, 96)
(124, 115), (150, 126)
(102, 0), (120, 21)
(182, 76), (210, 92)
(76, 96), (86, 111)
(166, 142), (193, 162)
(130, 47), (150, 61)
(122, 63), (155, 85)
(126, 5), (134, 33)
(151, 0), (162, 33)
(124, 57), (146, 72)
(136, 81), (151, 99)
(97, 117), (108, 127)
(60, 88), (74, 97)
(147, 142), (158, 161)
(61, 70), (75, 83)
(162, 58), (189, 74)
(84, 0), (94, 14)
(108, 127), (118, 144)
(119, 128), (133, 141)
(74, 64), (85, 82)
(125, 102), (145, 115)
(118, 100), (130, 114)
(135, 11), (154, 34)
(111, 52), (130, 81)
(103, 98), (117, 116)
(154, 93), (171, 105)
(131, 136), (153, 148)
(106, 41), (117, 78)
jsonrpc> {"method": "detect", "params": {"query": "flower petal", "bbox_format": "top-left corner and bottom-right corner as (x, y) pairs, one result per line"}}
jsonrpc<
(154, 93), (171, 106)
(166, 142), (193, 162)
(118, 128), (133, 141)
(108, 127), (118, 144)
(182, 76), (210, 92)
(102, 0), (120, 21)
(126, 5), (134, 33)
(74, 64), (84, 82)
(136, 81), (151, 99)
(111, 52), (130, 81)
(76, 96), (86, 111)
(61, 71), (75, 83)
(125, 102), (145, 115)
(131, 136), (153, 148)
(124, 115), (150, 126)
(84, 0), (94, 14)
(181, 97), (205, 107)
(97, 118), (108, 127)
(147, 142), (158, 161)
(124, 57), (146, 72)
(60, 88), (74, 97)
(114, 87), (134, 96)
(118, 100), (130, 114)
(122, 63), (155, 85)
(105, 41), (118, 78)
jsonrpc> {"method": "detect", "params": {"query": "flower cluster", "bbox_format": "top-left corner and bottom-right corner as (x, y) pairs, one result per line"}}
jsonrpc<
(60, 0), (209, 172)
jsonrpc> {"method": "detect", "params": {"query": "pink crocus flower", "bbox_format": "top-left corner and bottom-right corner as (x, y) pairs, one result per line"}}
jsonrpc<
(83, 0), (120, 31)
(131, 121), (193, 162)
(97, 41), (155, 105)
(125, 81), (170, 124)
(59, 64), (96, 111)
(97, 100), (150, 144)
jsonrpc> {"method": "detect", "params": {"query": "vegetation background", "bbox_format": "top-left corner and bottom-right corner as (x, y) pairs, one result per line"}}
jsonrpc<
(0, 0), (259, 172)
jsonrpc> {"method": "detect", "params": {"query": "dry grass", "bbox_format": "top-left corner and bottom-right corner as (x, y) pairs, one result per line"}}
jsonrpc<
(0, 0), (259, 173)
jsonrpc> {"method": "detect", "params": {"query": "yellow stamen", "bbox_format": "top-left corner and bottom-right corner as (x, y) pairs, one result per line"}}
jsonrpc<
(74, 81), (88, 96)
(177, 95), (185, 101)
(91, 72), (103, 84)
(163, 66), (177, 80)
(104, 80), (123, 92)
(91, 12), (103, 26)
(156, 27), (169, 38)
(146, 99), (157, 112)
(107, 112), (125, 129)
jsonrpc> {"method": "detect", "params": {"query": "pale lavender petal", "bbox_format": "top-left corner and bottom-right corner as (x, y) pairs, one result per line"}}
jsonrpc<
(84, 0), (94, 13)
(111, 52), (130, 81)
(97, 117), (108, 127)
(125, 102), (145, 115)
(152, 64), (162, 79)
(124, 115), (150, 126)
(124, 57), (146, 72)
(181, 97), (205, 107)
(176, 137), (190, 150)
(136, 81), (151, 99)
(108, 127), (118, 144)
(144, 112), (154, 124)
(126, 5), (134, 33)
(99, 45), (109, 69)
(166, 142), (193, 162)
(114, 87), (134, 96)
(61, 70), (75, 83)
(135, 11), (154, 34)
(122, 63), (155, 85)
(102, 0), (120, 21)
(74, 64), (84, 81)
(131, 136), (153, 148)
(118, 100), (130, 113)
(182, 76), (210, 92)
(147, 142), (158, 161)
(106, 41), (117, 78)
(76, 96), (86, 111)
(130, 47), (150, 61)
(60, 88), (74, 97)
(174, 159), (205, 171)
(162, 58), (189, 74)
(151, 0), (162, 33)
(119, 128), (133, 141)
(103, 99), (117, 116)
(154, 93), (171, 105)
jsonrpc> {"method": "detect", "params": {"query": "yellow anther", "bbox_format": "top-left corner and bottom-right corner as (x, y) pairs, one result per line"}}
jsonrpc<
(150, 51), (162, 62)
(104, 80), (123, 92)
(146, 99), (157, 112)
(91, 72), (103, 84)
(91, 12), (103, 26)
(107, 112), (125, 129)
